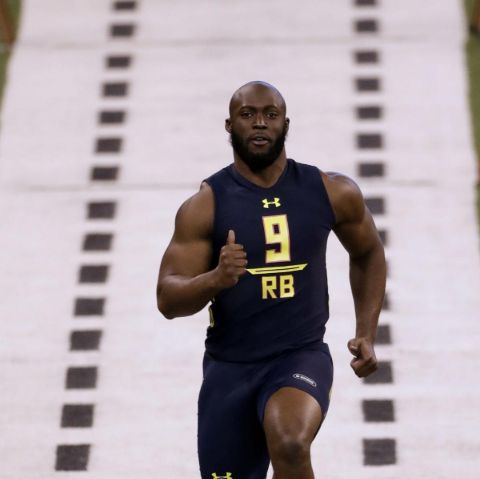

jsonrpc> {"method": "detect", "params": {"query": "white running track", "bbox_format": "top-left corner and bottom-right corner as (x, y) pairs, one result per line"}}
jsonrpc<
(0, 1), (479, 478)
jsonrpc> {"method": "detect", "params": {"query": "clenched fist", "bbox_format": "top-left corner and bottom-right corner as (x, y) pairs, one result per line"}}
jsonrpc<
(348, 337), (378, 378)
(213, 229), (248, 289)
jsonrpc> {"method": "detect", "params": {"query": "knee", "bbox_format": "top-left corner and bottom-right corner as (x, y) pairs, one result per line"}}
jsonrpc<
(269, 434), (311, 466)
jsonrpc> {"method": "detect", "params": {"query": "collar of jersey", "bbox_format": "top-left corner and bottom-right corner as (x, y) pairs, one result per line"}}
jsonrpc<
(228, 158), (292, 192)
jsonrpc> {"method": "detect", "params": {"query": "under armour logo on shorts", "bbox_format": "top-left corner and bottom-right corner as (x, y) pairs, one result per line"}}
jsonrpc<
(211, 473), (233, 479)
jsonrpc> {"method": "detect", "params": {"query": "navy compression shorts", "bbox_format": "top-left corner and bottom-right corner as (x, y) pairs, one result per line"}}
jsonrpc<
(197, 342), (334, 479)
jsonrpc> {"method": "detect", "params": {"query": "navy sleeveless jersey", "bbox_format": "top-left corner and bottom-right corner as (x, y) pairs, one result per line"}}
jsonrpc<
(204, 159), (336, 362)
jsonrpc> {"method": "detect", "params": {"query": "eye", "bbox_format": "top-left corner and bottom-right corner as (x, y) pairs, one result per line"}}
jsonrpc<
(240, 111), (253, 118)
(266, 111), (279, 119)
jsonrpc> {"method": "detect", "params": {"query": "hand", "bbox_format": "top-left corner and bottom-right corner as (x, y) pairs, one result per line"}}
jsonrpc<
(213, 229), (248, 289)
(347, 337), (378, 378)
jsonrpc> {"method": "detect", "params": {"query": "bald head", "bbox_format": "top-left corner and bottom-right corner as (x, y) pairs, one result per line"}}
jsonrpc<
(228, 81), (286, 117)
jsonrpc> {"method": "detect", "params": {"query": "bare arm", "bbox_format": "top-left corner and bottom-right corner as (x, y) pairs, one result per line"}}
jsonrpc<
(156, 183), (248, 319)
(323, 172), (386, 377)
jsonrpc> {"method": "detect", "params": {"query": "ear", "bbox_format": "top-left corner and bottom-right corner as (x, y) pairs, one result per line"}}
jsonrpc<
(225, 118), (232, 133)
(285, 117), (290, 133)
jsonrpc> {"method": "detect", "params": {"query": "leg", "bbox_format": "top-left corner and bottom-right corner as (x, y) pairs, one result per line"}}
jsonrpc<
(198, 354), (270, 479)
(263, 386), (322, 479)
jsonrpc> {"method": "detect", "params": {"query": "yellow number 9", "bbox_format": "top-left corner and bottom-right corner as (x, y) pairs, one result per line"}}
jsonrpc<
(262, 215), (291, 263)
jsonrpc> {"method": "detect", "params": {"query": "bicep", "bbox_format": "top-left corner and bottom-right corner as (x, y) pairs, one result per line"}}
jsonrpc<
(157, 187), (214, 283)
(333, 206), (380, 258)
(159, 235), (212, 280)
(328, 175), (381, 258)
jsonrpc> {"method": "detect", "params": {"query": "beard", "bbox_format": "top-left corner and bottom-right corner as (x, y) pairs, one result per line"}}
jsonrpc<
(230, 125), (288, 173)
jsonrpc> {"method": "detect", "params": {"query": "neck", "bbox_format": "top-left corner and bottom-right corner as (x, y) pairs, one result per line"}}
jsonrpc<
(233, 151), (288, 188)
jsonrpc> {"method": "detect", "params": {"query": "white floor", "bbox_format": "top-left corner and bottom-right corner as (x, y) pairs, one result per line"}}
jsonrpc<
(0, 0), (479, 478)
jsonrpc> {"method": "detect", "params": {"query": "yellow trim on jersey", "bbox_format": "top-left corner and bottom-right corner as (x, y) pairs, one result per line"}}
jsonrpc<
(246, 263), (307, 275)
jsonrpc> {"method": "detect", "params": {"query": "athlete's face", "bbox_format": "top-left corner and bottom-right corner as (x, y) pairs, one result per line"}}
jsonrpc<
(226, 86), (289, 172)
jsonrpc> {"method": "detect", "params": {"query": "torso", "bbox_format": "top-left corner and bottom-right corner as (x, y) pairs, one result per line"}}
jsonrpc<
(203, 158), (336, 362)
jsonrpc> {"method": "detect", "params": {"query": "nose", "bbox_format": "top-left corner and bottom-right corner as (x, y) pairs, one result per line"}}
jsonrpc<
(253, 113), (267, 129)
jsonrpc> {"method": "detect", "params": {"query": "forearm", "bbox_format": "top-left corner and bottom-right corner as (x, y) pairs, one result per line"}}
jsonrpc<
(157, 269), (222, 319)
(349, 243), (386, 342)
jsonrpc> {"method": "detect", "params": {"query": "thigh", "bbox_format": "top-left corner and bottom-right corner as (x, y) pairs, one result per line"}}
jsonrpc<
(197, 354), (270, 479)
(257, 343), (334, 431)
(263, 386), (323, 447)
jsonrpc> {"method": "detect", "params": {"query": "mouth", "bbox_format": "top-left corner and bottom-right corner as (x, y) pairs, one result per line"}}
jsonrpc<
(249, 135), (271, 146)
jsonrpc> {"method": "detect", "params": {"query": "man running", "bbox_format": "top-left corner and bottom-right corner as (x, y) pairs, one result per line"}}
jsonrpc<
(156, 81), (386, 479)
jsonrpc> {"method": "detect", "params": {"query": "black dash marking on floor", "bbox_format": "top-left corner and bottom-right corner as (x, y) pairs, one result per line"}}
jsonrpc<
(66, 367), (98, 389)
(95, 137), (122, 153)
(358, 162), (385, 177)
(99, 110), (126, 124)
(355, 0), (377, 6)
(382, 292), (390, 310)
(106, 55), (132, 69)
(102, 82), (129, 97)
(365, 197), (385, 214)
(74, 298), (105, 316)
(356, 105), (382, 119)
(363, 439), (397, 465)
(363, 400), (395, 422)
(362, 400), (395, 422)
(357, 133), (383, 149)
(55, 444), (90, 471)
(110, 23), (136, 38)
(78, 265), (109, 284)
(61, 404), (95, 427)
(354, 50), (379, 64)
(70, 330), (102, 351)
(376, 324), (392, 344)
(91, 166), (119, 181)
(113, 0), (137, 10)
(378, 229), (387, 245)
(83, 234), (113, 252)
(355, 77), (381, 92)
(87, 202), (116, 219)
(363, 361), (393, 384)
(354, 19), (379, 33)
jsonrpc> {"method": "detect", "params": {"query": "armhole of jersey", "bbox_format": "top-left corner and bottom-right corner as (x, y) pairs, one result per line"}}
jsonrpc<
(203, 177), (219, 270)
(316, 168), (337, 229)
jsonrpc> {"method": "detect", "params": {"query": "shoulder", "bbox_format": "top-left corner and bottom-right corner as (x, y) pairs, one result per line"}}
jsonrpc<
(320, 171), (365, 225)
(204, 165), (231, 188)
(174, 182), (214, 239)
(178, 181), (213, 210)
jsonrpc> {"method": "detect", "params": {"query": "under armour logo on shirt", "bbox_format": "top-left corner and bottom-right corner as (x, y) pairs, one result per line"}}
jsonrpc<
(262, 197), (281, 208)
